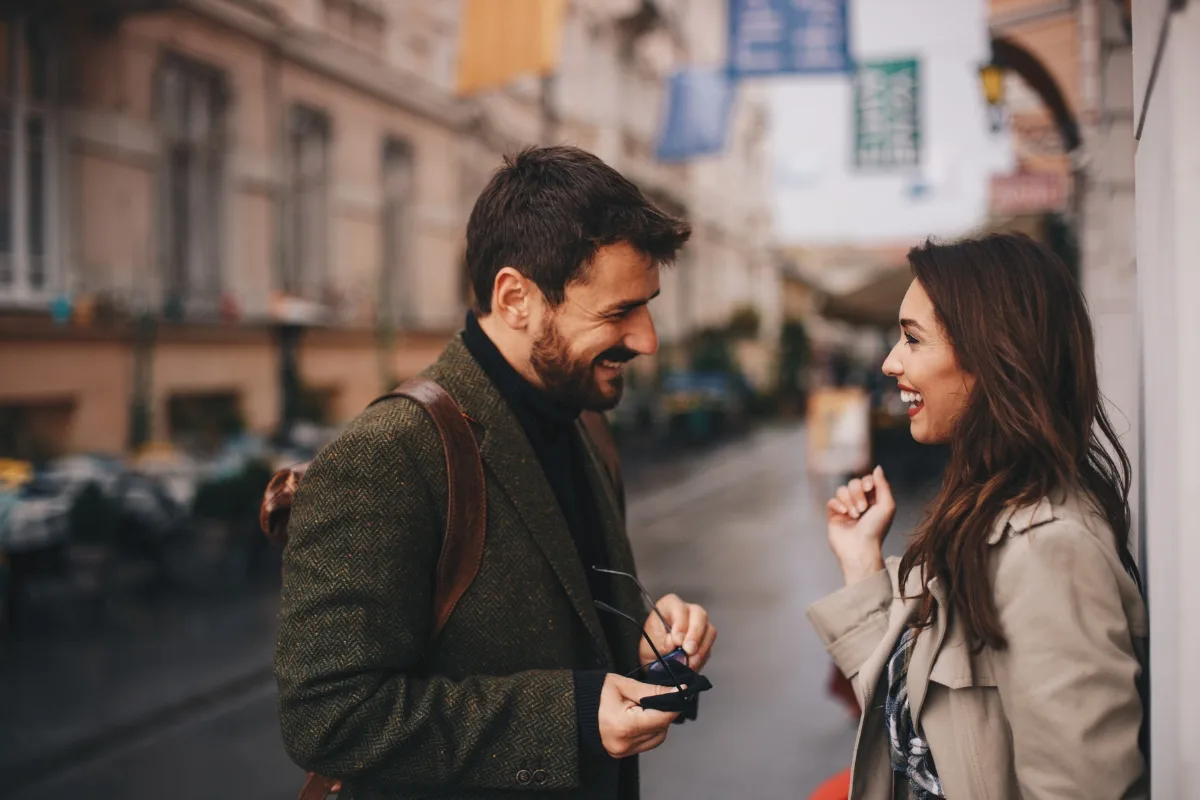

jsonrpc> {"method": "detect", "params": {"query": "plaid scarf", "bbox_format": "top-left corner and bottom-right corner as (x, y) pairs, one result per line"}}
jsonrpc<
(885, 627), (944, 799)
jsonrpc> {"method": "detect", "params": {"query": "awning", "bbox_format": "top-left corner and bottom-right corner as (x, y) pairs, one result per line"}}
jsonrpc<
(817, 266), (913, 329)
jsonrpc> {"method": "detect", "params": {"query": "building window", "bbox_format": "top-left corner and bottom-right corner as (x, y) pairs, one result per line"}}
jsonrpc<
(381, 138), (413, 324)
(157, 54), (228, 315)
(323, 0), (386, 53)
(283, 105), (331, 299)
(0, 17), (58, 303)
(167, 391), (243, 455)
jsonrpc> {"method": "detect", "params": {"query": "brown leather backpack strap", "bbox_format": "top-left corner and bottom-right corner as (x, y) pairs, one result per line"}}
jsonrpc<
(297, 773), (340, 800)
(374, 377), (487, 640)
(293, 380), (484, 800)
(580, 410), (623, 511)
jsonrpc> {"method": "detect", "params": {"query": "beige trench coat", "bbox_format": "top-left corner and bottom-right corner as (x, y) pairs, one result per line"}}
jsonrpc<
(808, 491), (1148, 800)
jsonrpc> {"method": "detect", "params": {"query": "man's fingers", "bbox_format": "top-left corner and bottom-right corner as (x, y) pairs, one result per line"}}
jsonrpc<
(691, 624), (717, 672)
(630, 729), (670, 755)
(682, 604), (708, 656)
(652, 593), (687, 646)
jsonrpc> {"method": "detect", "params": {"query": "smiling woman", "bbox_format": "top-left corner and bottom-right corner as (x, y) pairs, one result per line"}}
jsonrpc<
(810, 233), (1147, 800)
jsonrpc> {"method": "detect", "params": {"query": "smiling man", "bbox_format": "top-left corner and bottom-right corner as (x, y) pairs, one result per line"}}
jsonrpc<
(276, 146), (714, 800)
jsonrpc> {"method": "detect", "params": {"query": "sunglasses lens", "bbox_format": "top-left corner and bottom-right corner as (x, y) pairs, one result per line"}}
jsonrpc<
(647, 646), (688, 677)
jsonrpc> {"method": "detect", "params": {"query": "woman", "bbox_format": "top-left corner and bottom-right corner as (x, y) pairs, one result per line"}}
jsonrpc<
(808, 234), (1147, 799)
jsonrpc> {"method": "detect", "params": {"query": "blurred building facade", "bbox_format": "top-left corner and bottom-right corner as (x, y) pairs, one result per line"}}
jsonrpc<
(986, 0), (1139, 527)
(0, 0), (779, 458)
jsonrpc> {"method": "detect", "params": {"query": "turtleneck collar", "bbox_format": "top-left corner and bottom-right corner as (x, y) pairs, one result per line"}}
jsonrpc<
(462, 311), (580, 443)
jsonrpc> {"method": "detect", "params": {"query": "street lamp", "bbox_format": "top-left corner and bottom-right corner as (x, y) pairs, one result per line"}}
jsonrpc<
(979, 62), (1006, 133)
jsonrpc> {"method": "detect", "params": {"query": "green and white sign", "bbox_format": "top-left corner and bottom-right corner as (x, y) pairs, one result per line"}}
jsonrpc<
(854, 58), (920, 169)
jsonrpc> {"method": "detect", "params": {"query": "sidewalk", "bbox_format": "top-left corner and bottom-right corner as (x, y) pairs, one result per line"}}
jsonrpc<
(0, 580), (281, 786)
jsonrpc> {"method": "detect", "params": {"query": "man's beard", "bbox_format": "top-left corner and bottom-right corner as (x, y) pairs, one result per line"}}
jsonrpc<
(530, 319), (637, 412)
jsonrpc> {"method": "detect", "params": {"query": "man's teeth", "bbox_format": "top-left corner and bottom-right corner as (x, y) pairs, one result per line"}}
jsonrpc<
(599, 360), (623, 369)
(900, 390), (924, 405)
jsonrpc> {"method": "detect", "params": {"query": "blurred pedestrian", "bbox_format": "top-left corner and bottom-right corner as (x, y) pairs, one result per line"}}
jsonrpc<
(275, 146), (715, 800)
(808, 234), (1146, 799)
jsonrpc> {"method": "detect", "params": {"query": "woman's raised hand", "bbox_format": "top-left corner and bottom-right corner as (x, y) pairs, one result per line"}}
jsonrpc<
(826, 466), (896, 585)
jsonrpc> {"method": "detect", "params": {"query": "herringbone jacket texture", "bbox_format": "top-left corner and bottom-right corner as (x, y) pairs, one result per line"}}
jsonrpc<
(276, 336), (645, 800)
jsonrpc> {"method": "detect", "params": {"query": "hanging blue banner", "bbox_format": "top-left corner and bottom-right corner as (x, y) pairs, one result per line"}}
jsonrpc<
(728, 0), (852, 78)
(655, 66), (736, 162)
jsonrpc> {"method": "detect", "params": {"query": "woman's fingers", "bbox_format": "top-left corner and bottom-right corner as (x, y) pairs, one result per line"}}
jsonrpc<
(828, 497), (850, 518)
(872, 466), (895, 512)
(847, 479), (869, 514)
(836, 486), (858, 519)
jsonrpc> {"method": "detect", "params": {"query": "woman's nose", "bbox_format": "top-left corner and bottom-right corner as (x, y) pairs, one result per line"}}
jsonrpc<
(882, 342), (903, 377)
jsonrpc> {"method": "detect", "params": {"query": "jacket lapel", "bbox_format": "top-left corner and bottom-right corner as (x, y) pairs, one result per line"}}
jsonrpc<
(907, 576), (950, 726)
(576, 420), (643, 672)
(424, 337), (614, 664)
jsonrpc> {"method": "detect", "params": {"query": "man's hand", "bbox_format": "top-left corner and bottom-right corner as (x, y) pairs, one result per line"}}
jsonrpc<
(641, 594), (716, 672)
(597, 674), (683, 758)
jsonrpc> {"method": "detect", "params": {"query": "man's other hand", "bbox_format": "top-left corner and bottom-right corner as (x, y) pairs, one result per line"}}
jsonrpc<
(597, 674), (683, 758)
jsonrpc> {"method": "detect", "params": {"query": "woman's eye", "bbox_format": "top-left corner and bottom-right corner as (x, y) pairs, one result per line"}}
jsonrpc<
(904, 333), (918, 345)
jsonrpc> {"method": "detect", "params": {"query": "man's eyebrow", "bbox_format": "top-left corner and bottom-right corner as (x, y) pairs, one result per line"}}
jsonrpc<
(899, 317), (926, 332)
(602, 289), (660, 315)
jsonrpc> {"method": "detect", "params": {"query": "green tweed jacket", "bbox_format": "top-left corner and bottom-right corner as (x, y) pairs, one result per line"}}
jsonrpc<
(276, 336), (646, 800)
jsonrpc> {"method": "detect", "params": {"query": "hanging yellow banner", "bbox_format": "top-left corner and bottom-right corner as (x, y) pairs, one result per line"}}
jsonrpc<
(456, 0), (567, 96)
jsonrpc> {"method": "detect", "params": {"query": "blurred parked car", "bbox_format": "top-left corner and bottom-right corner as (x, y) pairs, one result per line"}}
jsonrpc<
(660, 370), (751, 443)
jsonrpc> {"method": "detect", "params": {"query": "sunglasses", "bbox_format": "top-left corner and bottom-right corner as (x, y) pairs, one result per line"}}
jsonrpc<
(592, 567), (713, 717)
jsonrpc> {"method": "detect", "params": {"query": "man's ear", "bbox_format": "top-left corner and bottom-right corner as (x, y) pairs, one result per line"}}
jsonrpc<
(492, 267), (532, 331)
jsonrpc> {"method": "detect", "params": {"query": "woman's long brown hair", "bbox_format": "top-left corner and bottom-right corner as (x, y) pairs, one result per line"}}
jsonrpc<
(899, 233), (1140, 651)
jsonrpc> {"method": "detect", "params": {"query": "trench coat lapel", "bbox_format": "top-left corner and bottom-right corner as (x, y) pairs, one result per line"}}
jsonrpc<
(907, 576), (950, 727)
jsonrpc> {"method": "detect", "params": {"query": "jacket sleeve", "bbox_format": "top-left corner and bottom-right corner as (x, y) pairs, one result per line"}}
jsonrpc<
(807, 561), (894, 702)
(275, 410), (581, 791)
(990, 522), (1146, 799)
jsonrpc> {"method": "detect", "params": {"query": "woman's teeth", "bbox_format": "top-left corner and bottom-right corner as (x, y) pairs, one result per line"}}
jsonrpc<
(900, 389), (924, 406)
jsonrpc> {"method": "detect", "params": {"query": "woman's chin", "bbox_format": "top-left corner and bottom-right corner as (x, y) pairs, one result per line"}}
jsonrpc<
(909, 422), (949, 446)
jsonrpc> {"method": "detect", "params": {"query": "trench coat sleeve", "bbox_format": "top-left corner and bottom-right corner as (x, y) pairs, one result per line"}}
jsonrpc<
(274, 415), (580, 792)
(990, 521), (1146, 799)
(807, 562), (894, 694)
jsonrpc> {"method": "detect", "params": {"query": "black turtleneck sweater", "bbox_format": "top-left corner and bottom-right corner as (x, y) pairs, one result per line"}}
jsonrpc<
(462, 312), (616, 758)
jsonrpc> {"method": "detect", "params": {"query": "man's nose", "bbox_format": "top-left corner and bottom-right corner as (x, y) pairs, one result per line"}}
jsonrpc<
(626, 306), (659, 357)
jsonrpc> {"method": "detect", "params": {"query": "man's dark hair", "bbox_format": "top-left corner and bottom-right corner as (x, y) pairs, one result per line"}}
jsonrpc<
(465, 145), (691, 313)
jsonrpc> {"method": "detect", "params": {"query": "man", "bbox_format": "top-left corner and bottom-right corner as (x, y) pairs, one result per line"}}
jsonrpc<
(277, 146), (716, 800)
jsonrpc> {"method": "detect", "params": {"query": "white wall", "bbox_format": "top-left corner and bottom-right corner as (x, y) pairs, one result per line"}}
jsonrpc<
(1131, 2), (1200, 795)
(770, 0), (1012, 243)
(1078, 0), (1140, 549)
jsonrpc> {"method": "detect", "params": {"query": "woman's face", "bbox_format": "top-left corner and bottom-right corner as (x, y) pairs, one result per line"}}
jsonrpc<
(882, 279), (974, 444)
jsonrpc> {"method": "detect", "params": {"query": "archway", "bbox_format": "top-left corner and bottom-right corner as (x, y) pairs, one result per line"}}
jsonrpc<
(989, 35), (1080, 152)
(987, 34), (1083, 281)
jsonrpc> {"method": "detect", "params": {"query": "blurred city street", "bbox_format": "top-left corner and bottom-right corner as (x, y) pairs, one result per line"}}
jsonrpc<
(2, 422), (931, 800)
(3, 0), (1197, 793)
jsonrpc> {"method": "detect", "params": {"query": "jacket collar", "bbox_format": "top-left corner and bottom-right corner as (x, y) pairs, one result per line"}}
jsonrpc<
(421, 335), (618, 666)
(986, 495), (1059, 545)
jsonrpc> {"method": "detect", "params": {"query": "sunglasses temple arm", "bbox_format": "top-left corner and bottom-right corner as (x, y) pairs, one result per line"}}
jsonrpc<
(594, 600), (687, 694)
(592, 566), (674, 634)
